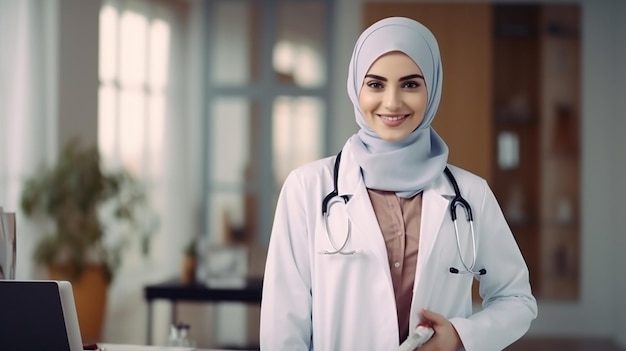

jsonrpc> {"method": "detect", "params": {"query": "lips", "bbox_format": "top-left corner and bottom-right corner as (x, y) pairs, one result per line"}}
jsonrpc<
(378, 114), (409, 121)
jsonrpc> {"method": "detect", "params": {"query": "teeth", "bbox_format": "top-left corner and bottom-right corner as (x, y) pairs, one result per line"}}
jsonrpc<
(380, 115), (407, 121)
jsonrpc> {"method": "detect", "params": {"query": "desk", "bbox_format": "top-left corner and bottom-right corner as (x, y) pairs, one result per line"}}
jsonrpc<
(143, 278), (263, 345)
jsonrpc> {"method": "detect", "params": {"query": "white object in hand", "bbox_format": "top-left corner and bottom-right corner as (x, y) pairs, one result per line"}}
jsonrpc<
(398, 323), (435, 351)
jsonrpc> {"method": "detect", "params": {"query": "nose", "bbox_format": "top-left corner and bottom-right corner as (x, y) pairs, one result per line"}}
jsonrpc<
(383, 87), (402, 111)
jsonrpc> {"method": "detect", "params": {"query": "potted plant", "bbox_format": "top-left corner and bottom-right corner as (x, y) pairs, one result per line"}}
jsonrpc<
(181, 236), (199, 285)
(20, 139), (155, 343)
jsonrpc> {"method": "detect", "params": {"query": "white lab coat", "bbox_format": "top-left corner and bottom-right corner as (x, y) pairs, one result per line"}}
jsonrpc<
(260, 141), (538, 351)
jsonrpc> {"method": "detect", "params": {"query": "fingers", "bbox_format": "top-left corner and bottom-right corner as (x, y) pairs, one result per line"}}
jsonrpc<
(420, 308), (446, 326)
(418, 309), (463, 351)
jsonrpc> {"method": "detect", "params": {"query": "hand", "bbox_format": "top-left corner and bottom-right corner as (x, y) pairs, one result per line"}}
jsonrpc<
(417, 309), (462, 351)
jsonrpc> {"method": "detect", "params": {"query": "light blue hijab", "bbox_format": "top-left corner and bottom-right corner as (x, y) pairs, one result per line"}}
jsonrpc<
(346, 17), (449, 198)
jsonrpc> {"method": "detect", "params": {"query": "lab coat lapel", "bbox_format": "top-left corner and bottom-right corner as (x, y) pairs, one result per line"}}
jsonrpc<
(337, 144), (390, 270)
(416, 173), (453, 277)
(409, 173), (454, 330)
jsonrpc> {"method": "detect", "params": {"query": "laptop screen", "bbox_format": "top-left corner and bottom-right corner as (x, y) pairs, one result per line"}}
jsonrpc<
(0, 280), (81, 350)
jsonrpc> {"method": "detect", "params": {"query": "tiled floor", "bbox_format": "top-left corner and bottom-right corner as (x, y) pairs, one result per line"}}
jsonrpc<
(505, 338), (625, 351)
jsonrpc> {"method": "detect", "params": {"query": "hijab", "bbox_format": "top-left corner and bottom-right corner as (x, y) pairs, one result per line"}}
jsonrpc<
(346, 16), (449, 198)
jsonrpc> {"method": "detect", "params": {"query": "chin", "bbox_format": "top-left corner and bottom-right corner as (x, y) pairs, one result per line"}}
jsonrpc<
(380, 133), (409, 142)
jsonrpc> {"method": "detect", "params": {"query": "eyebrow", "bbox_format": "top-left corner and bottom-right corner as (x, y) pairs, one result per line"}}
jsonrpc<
(364, 73), (425, 82)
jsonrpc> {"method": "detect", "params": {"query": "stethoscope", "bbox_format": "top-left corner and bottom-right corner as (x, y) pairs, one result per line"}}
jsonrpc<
(320, 151), (357, 255)
(320, 151), (487, 276)
(443, 167), (487, 276)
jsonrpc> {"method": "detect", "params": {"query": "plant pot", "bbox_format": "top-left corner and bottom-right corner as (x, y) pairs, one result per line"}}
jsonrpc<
(48, 264), (109, 344)
(181, 255), (197, 285)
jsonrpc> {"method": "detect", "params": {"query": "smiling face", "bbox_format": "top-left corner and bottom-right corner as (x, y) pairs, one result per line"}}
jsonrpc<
(358, 51), (428, 142)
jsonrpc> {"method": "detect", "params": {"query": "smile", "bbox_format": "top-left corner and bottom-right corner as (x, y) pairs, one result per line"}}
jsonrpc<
(378, 114), (409, 121)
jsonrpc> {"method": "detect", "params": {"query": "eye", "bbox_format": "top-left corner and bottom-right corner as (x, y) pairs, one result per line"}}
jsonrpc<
(366, 81), (384, 89)
(402, 81), (421, 89)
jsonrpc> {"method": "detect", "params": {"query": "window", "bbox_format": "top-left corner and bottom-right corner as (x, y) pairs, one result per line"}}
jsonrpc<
(99, 0), (173, 259)
(98, 0), (202, 344)
(99, 0), (169, 179)
(203, 0), (334, 246)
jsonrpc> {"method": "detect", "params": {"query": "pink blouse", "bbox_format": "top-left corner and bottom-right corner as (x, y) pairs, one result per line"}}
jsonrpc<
(367, 189), (422, 343)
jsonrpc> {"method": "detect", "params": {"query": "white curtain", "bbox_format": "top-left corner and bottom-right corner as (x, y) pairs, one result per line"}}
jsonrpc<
(0, 0), (57, 280)
(101, 0), (205, 345)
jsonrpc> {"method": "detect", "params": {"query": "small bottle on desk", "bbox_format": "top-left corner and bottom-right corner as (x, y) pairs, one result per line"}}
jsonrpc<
(167, 322), (196, 348)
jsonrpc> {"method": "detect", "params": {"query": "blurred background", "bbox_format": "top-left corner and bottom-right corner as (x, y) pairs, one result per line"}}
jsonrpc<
(0, 0), (625, 349)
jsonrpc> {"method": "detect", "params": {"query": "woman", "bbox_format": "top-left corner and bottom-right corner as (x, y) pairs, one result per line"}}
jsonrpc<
(260, 17), (537, 351)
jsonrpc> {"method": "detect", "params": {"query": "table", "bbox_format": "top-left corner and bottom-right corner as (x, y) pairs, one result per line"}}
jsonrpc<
(143, 278), (263, 346)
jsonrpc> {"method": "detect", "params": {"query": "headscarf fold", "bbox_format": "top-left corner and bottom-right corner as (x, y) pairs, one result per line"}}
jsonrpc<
(346, 17), (449, 198)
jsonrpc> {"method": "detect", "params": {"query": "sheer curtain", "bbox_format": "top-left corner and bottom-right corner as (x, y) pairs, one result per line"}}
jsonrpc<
(0, 0), (57, 280)
(99, 0), (205, 344)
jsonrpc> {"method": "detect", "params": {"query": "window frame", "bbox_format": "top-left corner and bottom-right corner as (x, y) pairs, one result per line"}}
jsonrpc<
(201, 0), (336, 245)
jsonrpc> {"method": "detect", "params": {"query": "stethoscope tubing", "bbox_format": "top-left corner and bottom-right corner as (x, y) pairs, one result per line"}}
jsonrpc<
(320, 152), (486, 275)
(451, 218), (480, 274)
(321, 206), (358, 255)
(444, 167), (486, 276)
(320, 151), (358, 255)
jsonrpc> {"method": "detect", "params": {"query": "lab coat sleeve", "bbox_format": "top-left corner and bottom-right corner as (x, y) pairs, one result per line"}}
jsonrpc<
(260, 171), (313, 351)
(449, 179), (538, 351)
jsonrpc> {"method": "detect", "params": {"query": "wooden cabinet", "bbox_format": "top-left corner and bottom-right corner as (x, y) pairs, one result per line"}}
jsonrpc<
(493, 4), (580, 300)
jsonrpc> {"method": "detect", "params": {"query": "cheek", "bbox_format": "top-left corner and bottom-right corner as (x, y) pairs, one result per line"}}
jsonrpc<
(410, 94), (428, 113)
(359, 93), (377, 114)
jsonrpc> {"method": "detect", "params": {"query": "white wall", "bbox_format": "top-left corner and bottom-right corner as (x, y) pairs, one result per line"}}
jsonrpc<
(611, 1), (626, 346)
(330, 0), (626, 347)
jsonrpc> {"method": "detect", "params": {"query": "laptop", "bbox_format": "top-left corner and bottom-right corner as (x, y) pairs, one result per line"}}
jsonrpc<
(0, 280), (84, 350)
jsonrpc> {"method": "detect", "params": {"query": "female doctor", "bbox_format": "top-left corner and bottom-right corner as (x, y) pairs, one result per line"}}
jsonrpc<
(260, 17), (537, 351)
